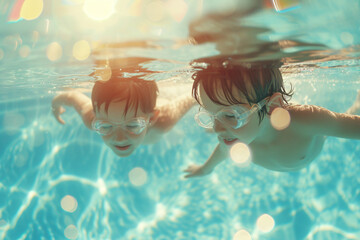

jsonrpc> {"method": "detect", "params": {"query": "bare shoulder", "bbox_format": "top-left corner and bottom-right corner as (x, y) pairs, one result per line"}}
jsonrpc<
(151, 95), (196, 133)
(285, 104), (360, 139)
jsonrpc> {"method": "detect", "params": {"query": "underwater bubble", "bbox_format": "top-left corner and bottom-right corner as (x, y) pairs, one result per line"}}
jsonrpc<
(233, 229), (252, 240)
(64, 224), (78, 239)
(340, 32), (354, 45)
(3, 111), (25, 135)
(73, 40), (91, 61)
(128, 167), (148, 187)
(230, 142), (251, 165)
(19, 45), (30, 58)
(270, 107), (291, 131)
(61, 195), (78, 213)
(83, 0), (116, 21)
(47, 42), (62, 61)
(256, 213), (275, 233)
(145, 0), (165, 22)
(20, 0), (43, 20)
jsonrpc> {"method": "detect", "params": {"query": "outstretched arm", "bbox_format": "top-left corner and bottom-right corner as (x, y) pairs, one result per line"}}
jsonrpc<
(184, 144), (228, 178)
(51, 91), (94, 129)
(155, 95), (197, 132)
(290, 105), (360, 139)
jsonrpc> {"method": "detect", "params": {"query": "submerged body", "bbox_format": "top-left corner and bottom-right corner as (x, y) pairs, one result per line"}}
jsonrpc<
(52, 77), (195, 158)
(184, 66), (360, 177)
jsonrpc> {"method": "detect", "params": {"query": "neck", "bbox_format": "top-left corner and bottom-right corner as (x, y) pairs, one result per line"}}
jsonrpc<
(252, 116), (279, 145)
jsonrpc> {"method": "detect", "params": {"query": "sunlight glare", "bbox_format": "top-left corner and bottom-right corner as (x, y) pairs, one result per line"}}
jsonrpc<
(19, 45), (30, 58)
(73, 40), (91, 61)
(233, 229), (252, 240)
(270, 107), (291, 130)
(97, 178), (107, 195)
(47, 42), (62, 61)
(20, 0), (44, 20)
(83, 0), (116, 21)
(129, 167), (148, 187)
(230, 142), (251, 164)
(256, 214), (275, 233)
(61, 195), (78, 213)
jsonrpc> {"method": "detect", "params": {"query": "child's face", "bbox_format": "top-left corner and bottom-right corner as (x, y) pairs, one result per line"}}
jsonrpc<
(199, 83), (265, 147)
(94, 100), (150, 157)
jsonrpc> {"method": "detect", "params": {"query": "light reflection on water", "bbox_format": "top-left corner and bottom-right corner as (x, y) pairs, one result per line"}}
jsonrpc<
(0, 0), (360, 239)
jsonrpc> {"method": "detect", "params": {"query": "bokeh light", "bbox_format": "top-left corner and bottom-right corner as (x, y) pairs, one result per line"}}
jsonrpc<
(83, 0), (116, 21)
(256, 214), (275, 233)
(233, 229), (252, 240)
(19, 45), (31, 58)
(64, 224), (78, 239)
(47, 42), (63, 61)
(61, 195), (78, 213)
(145, 0), (165, 22)
(128, 167), (148, 186)
(73, 40), (91, 61)
(166, 0), (188, 22)
(230, 142), (251, 164)
(340, 32), (354, 45)
(270, 107), (291, 130)
(20, 0), (44, 20)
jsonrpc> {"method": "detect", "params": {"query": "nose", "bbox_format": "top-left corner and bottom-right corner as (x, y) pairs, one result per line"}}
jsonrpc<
(213, 119), (226, 133)
(110, 127), (128, 142)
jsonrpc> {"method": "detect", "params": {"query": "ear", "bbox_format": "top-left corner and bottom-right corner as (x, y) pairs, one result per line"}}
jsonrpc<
(266, 93), (284, 114)
(149, 109), (160, 125)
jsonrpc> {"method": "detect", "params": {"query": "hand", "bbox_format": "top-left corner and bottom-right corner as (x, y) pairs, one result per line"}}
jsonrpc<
(183, 164), (212, 178)
(51, 95), (67, 124)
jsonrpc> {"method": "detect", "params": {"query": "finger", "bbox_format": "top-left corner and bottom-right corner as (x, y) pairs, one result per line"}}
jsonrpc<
(56, 116), (65, 125)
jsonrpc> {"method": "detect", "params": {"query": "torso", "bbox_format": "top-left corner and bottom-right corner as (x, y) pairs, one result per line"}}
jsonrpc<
(249, 106), (327, 172)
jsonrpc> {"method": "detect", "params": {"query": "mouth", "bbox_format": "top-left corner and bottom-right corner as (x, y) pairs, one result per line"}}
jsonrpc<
(114, 144), (131, 151)
(219, 136), (238, 146)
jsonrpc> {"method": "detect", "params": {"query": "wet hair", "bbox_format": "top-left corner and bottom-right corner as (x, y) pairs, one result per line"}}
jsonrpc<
(192, 64), (293, 123)
(91, 76), (158, 117)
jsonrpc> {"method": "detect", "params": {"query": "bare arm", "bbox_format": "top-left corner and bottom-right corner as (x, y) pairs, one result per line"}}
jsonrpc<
(51, 91), (94, 129)
(154, 95), (196, 132)
(290, 105), (360, 139)
(184, 143), (229, 178)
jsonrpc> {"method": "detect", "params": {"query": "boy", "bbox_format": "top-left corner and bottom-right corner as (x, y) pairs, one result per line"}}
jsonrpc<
(52, 74), (195, 157)
(184, 63), (360, 177)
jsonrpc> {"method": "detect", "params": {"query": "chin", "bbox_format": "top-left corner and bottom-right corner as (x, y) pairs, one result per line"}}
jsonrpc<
(113, 150), (134, 157)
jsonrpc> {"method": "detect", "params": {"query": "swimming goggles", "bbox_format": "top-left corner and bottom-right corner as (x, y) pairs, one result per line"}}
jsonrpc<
(92, 117), (149, 136)
(194, 98), (267, 129)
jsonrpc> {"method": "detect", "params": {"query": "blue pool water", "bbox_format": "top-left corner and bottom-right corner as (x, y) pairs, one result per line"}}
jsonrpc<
(1, 0), (360, 239)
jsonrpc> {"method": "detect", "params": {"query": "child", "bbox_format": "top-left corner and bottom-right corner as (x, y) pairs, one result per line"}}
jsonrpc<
(184, 63), (360, 177)
(52, 74), (195, 157)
